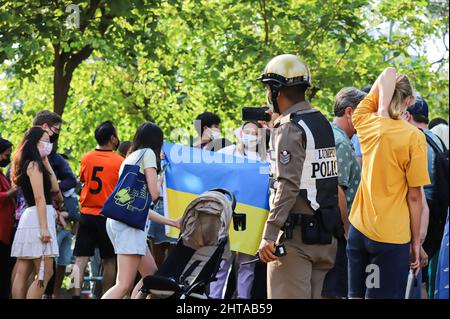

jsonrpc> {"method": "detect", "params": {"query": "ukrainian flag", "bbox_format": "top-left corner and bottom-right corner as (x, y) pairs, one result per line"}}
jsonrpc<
(162, 142), (270, 255)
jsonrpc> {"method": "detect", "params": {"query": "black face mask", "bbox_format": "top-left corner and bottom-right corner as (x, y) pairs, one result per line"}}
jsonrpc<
(49, 132), (59, 143)
(0, 157), (11, 167)
(269, 84), (282, 114)
(114, 136), (120, 151)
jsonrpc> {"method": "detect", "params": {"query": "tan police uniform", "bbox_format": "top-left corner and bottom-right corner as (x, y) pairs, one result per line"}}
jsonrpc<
(263, 101), (338, 299)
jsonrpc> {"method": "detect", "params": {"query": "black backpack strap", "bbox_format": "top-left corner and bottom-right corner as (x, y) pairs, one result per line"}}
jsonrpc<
(425, 133), (446, 153)
(435, 135), (448, 152)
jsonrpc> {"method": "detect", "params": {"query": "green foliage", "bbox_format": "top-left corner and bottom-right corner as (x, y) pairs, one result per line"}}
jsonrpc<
(0, 0), (448, 172)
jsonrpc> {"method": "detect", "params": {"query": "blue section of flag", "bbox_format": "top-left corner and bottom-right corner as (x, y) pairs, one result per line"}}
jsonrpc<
(162, 142), (270, 210)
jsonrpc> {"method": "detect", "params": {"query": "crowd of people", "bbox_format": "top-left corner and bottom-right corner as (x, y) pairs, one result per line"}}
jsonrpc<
(0, 54), (448, 300)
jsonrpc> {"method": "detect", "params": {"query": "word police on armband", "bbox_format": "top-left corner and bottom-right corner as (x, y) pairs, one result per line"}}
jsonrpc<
(310, 147), (338, 179)
(176, 303), (273, 317)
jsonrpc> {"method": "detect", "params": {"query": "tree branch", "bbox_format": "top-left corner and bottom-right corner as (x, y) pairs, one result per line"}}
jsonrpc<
(335, 44), (351, 66)
(99, 4), (114, 35)
(79, 0), (102, 32)
(259, 0), (269, 45)
(430, 56), (448, 66)
(443, 31), (449, 52)
(303, 9), (337, 52)
(335, 29), (370, 66)
(65, 45), (94, 75)
(63, 2), (114, 76)
(120, 87), (153, 121)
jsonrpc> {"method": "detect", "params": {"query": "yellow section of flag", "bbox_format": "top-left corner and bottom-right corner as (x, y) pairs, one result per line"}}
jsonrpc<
(164, 188), (269, 255)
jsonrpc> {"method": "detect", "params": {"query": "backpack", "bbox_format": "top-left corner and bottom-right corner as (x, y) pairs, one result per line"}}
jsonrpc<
(423, 133), (449, 257)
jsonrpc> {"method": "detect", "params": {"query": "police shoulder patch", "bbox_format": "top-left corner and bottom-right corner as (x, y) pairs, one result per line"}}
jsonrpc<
(279, 150), (291, 165)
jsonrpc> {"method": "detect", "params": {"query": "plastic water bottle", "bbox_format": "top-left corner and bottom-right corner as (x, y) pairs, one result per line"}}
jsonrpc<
(405, 268), (415, 299)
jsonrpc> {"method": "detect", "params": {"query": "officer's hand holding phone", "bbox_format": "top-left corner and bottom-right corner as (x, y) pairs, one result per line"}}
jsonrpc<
(258, 239), (278, 263)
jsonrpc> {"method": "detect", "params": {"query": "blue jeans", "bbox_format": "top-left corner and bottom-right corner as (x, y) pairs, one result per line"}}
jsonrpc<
(64, 195), (80, 222)
(347, 225), (409, 299)
(56, 229), (73, 267)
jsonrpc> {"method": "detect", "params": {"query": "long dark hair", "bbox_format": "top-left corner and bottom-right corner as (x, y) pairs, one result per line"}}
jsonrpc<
(129, 122), (164, 171)
(11, 126), (50, 186)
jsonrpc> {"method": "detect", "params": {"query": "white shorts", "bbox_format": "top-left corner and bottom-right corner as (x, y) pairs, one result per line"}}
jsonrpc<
(11, 205), (59, 259)
(106, 218), (150, 256)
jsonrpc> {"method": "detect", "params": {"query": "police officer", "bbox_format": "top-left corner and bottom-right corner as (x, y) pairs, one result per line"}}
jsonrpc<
(258, 54), (340, 299)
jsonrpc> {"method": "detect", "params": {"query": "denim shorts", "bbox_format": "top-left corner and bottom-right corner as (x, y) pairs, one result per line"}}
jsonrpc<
(347, 225), (409, 299)
(56, 229), (73, 266)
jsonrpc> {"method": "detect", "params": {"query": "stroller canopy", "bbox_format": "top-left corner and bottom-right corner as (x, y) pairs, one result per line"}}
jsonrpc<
(179, 189), (234, 251)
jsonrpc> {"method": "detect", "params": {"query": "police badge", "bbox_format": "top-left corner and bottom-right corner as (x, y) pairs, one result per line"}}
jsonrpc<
(279, 150), (291, 165)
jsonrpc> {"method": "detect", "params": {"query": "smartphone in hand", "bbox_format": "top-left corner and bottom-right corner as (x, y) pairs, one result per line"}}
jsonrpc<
(160, 162), (169, 176)
(242, 107), (271, 122)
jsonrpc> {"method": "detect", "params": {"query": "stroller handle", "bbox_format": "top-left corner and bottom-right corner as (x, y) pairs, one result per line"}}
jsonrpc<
(208, 188), (236, 211)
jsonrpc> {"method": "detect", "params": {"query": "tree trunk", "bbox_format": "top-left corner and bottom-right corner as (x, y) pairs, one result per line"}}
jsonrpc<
(53, 59), (72, 117)
(52, 45), (93, 117)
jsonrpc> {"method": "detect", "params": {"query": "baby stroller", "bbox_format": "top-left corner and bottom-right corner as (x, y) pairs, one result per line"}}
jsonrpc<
(136, 188), (246, 299)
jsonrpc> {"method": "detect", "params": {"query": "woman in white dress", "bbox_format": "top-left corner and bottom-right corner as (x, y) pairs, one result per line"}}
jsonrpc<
(10, 126), (62, 299)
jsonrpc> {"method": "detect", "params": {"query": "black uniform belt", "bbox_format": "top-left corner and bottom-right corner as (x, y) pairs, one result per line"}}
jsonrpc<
(288, 213), (306, 226)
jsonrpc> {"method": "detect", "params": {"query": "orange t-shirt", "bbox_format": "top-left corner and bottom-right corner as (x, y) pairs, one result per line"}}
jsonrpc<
(79, 149), (124, 215)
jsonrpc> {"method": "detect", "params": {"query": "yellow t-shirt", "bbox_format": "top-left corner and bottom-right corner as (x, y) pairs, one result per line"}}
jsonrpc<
(349, 92), (430, 244)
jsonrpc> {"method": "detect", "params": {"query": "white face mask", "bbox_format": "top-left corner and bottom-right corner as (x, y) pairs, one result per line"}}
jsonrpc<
(39, 141), (53, 158)
(242, 134), (258, 148)
(209, 129), (221, 140)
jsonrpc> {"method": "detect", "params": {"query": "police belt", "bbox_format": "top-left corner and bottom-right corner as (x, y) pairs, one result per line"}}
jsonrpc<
(287, 213), (303, 225)
(283, 212), (344, 242)
(282, 213), (304, 240)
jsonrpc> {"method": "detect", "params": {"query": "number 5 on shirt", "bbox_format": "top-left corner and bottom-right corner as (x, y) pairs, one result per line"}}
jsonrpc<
(89, 166), (104, 194)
